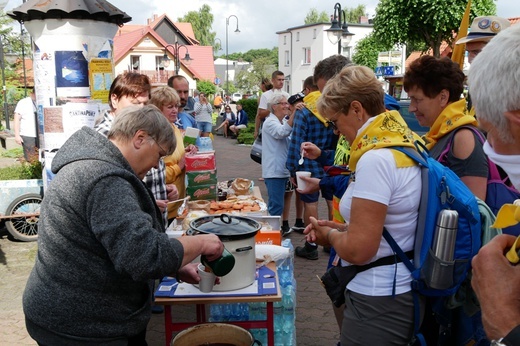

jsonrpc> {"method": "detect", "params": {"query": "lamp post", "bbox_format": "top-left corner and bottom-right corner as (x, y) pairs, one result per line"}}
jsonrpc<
(162, 42), (192, 76)
(0, 34), (8, 129)
(225, 15), (239, 97)
(326, 3), (354, 55)
(213, 37), (223, 54)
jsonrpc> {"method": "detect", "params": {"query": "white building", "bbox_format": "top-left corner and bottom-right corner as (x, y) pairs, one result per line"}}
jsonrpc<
(277, 22), (373, 94)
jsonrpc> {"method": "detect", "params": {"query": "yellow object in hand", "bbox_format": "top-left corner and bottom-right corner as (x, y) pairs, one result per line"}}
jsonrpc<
(491, 199), (520, 229)
(506, 235), (520, 264)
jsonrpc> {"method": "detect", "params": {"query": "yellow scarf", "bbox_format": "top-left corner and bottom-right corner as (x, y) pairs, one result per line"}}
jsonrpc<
(303, 91), (328, 126)
(423, 99), (478, 150)
(349, 111), (423, 171)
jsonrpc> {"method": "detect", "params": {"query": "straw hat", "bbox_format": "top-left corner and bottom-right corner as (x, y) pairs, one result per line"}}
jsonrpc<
(456, 16), (511, 44)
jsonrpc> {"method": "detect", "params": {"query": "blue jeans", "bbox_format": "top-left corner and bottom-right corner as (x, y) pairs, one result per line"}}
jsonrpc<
(264, 178), (288, 217)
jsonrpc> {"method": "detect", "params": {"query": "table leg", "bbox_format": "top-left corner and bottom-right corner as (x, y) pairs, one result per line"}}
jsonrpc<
(266, 301), (274, 346)
(164, 305), (173, 346)
(196, 304), (206, 323)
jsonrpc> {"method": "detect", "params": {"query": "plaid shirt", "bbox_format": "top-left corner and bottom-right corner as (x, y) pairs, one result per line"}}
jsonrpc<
(95, 110), (168, 226)
(286, 107), (336, 178)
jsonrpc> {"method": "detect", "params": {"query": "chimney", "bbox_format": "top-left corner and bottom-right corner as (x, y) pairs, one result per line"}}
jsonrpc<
(359, 16), (368, 24)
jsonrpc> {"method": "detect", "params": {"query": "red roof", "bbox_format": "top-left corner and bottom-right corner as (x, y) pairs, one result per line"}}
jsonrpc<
(113, 25), (215, 81)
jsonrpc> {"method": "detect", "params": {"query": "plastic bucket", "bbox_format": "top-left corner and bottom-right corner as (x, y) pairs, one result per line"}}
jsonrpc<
(171, 323), (260, 346)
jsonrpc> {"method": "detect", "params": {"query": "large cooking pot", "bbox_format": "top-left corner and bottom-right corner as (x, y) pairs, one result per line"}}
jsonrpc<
(190, 214), (260, 291)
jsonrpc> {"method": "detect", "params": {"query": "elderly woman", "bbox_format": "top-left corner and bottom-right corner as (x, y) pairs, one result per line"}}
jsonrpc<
(305, 65), (423, 345)
(403, 55), (488, 199)
(23, 105), (224, 345)
(150, 86), (197, 221)
(262, 94), (294, 217)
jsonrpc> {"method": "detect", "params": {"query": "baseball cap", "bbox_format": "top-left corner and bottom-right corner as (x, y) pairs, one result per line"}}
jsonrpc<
(288, 92), (305, 105)
(456, 16), (511, 44)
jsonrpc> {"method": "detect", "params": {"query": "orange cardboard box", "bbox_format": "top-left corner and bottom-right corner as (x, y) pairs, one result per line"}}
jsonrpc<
(255, 229), (281, 246)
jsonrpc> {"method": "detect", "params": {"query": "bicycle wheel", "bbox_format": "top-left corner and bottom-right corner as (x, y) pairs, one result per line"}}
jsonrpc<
(5, 193), (42, 242)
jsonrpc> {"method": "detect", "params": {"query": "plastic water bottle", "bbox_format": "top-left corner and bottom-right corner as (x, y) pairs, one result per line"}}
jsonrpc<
(209, 304), (222, 322)
(282, 285), (296, 345)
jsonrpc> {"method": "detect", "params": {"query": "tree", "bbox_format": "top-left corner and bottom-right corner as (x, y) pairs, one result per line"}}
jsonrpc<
(304, 8), (330, 24)
(344, 5), (367, 23)
(352, 33), (391, 70)
(373, 0), (496, 57)
(218, 47), (278, 67)
(177, 4), (216, 46)
(235, 56), (272, 93)
(196, 80), (216, 97)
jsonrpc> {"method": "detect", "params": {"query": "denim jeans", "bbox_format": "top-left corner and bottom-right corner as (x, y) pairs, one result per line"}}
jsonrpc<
(264, 177), (288, 216)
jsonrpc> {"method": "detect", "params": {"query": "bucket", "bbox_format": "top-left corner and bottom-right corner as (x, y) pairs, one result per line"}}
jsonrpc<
(171, 323), (261, 346)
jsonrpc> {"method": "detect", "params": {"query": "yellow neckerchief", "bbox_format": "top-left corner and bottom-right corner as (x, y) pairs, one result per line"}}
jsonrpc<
(303, 91), (328, 126)
(349, 111), (423, 172)
(423, 99), (478, 150)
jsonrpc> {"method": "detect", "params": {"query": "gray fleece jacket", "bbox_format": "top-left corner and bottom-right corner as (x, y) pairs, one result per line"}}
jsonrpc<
(23, 127), (184, 344)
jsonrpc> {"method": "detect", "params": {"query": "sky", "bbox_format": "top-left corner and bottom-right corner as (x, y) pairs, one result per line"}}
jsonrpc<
(3, 0), (518, 54)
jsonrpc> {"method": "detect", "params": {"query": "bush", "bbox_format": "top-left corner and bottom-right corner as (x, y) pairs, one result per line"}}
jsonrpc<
(0, 160), (42, 180)
(236, 123), (256, 145)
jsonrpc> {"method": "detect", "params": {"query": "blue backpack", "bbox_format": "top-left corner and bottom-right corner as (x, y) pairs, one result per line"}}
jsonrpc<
(385, 143), (482, 345)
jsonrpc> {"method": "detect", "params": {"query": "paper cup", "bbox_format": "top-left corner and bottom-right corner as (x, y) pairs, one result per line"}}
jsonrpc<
(296, 171), (312, 190)
(197, 263), (216, 293)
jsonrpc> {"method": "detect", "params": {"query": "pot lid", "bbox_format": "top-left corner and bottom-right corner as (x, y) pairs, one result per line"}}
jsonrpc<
(190, 214), (260, 240)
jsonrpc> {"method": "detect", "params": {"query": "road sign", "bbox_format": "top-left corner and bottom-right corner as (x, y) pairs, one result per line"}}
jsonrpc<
(214, 77), (221, 85)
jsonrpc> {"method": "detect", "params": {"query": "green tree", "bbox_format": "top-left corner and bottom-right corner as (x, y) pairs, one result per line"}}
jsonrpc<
(177, 4), (216, 46)
(344, 5), (367, 23)
(373, 0), (496, 57)
(304, 8), (330, 24)
(196, 80), (216, 98)
(218, 47), (278, 67)
(352, 33), (391, 70)
(235, 56), (272, 93)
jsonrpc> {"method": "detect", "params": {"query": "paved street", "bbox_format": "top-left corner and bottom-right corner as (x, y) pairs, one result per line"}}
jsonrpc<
(0, 133), (339, 346)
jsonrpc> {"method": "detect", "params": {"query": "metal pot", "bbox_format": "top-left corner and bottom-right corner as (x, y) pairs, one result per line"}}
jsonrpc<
(190, 214), (260, 291)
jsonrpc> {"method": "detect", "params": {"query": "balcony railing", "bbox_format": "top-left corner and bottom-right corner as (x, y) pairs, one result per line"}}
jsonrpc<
(136, 69), (175, 84)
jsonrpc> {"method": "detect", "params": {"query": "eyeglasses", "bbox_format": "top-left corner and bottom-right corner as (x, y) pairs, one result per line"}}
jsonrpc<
(326, 120), (338, 131)
(150, 136), (168, 160)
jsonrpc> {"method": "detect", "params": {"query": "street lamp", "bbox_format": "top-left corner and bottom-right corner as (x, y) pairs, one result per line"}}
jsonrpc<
(225, 15), (239, 97)
(213, 38), (223, 54)
(162, 42), (192, 76)
(0, 34), (8, 129)
(326, 3), (354, 55)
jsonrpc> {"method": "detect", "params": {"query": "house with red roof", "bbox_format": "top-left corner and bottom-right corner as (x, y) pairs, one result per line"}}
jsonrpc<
(113, 14), (216, 89)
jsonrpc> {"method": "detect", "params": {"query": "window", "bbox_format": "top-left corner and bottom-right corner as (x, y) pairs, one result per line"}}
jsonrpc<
(130, 55), (140, 70)
(296, 32), (300, 42)
(313, 29), (317, 39)
(303, 47), (311, 64)
(156, 55), (165, 70)
(342, 47), (352, 59)
(284, 35), (287, 45)
(284, 51), (290, 66)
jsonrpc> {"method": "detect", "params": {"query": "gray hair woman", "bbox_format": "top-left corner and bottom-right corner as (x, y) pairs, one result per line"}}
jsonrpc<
(307, 65), (423, 345)
(261, 94), (295, 217)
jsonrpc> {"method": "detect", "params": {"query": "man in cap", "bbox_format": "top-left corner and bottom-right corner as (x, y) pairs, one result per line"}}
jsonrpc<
(456, 16), (510, 115)
(456, 15), (511, 64)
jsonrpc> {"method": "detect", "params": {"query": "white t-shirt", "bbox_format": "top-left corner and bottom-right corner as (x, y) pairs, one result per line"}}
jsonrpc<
(258, 89), (290, 111)
(339, 147), (421, 296)
(15, 96), (37, 137)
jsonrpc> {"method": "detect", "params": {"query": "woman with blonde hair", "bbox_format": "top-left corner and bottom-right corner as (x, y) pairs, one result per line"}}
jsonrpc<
(150, 86), (197, 221)
(306, 65), (423, 345)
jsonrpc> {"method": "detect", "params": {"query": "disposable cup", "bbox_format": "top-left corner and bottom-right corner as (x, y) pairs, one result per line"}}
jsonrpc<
(197, 263), (216, 293)
(296, 171), (312, 190)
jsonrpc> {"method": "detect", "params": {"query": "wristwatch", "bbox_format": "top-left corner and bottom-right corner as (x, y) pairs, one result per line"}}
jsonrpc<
(491, 325), (520, 346)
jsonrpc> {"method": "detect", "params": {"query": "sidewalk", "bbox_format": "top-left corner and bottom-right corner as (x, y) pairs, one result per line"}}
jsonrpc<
(0, 134), (339, 346)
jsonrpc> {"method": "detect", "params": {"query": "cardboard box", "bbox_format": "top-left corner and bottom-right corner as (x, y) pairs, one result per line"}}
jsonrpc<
(255, 229), (282, 246)
(185, 152), (216, 172)
(186, 184), (217, 201)
(186, 170), (218, 186)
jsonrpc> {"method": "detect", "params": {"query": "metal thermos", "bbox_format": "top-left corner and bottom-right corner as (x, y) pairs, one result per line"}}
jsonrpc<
(427, 209), (459, 289)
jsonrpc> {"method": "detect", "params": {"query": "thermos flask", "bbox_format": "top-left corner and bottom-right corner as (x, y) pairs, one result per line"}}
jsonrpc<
(427, 209), (459, 289)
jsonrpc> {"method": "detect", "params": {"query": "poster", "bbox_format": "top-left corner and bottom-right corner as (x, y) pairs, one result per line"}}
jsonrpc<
(55, 51), (90, 97)
(89, 58), (113, 102)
